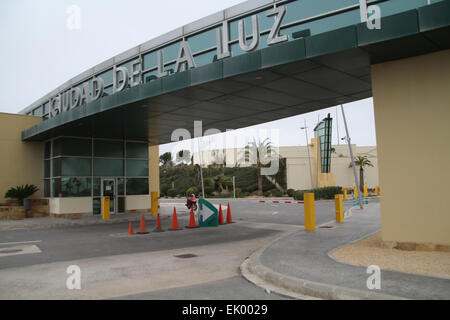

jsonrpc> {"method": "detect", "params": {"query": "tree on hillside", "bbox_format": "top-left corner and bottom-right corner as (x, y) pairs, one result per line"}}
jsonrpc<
(176, 149), (191, 165)
(159, 152), (173, 167)
(241, 138), (279, 196)
(349, 155), (374, 191)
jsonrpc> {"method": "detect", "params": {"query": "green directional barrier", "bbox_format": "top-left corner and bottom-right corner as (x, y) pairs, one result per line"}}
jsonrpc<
(198, 198), (218, 227)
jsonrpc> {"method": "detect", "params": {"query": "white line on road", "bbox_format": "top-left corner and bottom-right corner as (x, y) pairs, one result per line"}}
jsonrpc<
(0, 240), (42, 246)
(0, 244), (42, 257)
(272, 212), (279, 215)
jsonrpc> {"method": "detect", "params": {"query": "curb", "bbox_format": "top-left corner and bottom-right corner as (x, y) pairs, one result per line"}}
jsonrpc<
(0, 212), (190, 231)
(240, 207), (408, 300)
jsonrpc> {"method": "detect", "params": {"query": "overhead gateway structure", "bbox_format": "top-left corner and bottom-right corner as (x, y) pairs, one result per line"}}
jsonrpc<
(2, 0), (449, 249)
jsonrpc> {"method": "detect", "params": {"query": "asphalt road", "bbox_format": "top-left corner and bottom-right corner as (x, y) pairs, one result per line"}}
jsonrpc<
(0, 198), (371, 299)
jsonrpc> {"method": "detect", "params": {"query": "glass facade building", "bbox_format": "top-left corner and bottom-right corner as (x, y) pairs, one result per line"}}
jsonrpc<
(314, 114), (333, 174)
(43, 137), (149, 215)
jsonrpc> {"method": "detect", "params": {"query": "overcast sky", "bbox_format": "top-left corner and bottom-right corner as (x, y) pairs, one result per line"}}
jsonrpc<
(0, 0), (377, 155)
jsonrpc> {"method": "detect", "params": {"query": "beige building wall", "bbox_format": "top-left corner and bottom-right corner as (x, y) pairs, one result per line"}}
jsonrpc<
(372, 49), (450, 246)
(193, 144), (379, 191)
(125, 195), (150, 211)
(50, 197), (92, 215)
(0, 113), (43, 200)
(149, 144), (160, 195)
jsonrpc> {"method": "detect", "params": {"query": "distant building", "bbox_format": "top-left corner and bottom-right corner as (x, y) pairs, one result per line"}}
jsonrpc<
(193, 144), (378, 190)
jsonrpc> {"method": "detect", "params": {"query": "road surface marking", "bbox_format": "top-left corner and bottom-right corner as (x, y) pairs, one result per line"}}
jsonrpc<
(0, 244), (42, 257)
(0, 240), (42, 246)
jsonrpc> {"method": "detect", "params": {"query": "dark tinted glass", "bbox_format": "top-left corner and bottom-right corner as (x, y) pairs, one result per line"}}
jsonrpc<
(94, 140), (123, 158)
(126, 178), (149, 195)
(126, 142), (148, 159)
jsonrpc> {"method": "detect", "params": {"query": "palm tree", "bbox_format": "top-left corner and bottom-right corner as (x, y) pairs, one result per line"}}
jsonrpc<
(241, 138), (279, 196)
(349, 155), (374, 192)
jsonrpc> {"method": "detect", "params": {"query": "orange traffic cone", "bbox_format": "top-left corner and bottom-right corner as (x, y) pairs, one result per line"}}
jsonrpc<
(218, 204), (225, 225)
(128, 221), (135, 235)
(186, 207), (199, 229)
(169, 207), (180, 231)
(137, 214), (149, 234)
(153, 213), (165, 232)
(226, 202), (234, 223)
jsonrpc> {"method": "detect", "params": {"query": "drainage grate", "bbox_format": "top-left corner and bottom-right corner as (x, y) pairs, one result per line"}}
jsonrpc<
(0, 249), (22, 254)
(174, 253), (198, 259)
(319, 225), (335, 229)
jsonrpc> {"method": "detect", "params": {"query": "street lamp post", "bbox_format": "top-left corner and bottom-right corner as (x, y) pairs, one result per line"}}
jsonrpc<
(300, 119), (314, 189)
(340, 104), (363, 209)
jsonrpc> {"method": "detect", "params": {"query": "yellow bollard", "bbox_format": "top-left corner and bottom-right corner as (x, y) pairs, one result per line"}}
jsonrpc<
(102, 196), (110, 220)
(375, 186), (380, 196)
(151, 192), (159, 216)
(304, 193), (316, 231)
(335, 194), (344, 223)
(363, 185), (368, 197)
(343, 188), (348, 200)
(354, 185), (358, 198)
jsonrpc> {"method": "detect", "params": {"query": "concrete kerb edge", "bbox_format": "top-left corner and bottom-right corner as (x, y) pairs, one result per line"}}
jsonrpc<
(0, 212), (191, 231)
(240, 207), (408, 300)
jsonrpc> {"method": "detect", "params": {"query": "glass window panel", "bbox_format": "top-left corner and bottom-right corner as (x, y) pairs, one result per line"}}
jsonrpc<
(283, 0), (358, 25)
(52, 158), (61, 177)
(93, 178), (101, 197)
(187, 28), (217, 52)
(43, 102), (50, 114)
(126, 142), (148, 159)
(93, 158), (124, 176)
(194, 50), (217, 67)
(378, 0), (428, 18)
(143, 70), (158, 83)
(103, 86), (113, 97)
(229, 10), (273, 41)
(52, 138), (91, 157)
(93, 198), (101, 215)
(94, 140), (124, 158)
(143, 51), (157, 70)
(44, 141), (51, 159)
(32, 107), (43, 116)
(44, 160), (51, 178)
(163, 41), (181, 62)
(118, 197), (125, 213)
(98, 69), (113, 86)
(281, 9), (360, 38)
(126, 178), (149, 195)
(44, 179), (50, 198)
(54, 177), (91, 197)
(53, 157), (91, 176)
(164, 62), (175, 74)
(126, 159), (149, 177)
(117, 178), (125, 196)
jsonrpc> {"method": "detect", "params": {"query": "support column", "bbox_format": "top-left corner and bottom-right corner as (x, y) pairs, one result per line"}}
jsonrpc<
(149, 145), (160, 215)
(371, 49), (450, 247)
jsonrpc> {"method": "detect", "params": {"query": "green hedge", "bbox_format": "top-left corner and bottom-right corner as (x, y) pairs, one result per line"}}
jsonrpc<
(293, 186), (343, 200)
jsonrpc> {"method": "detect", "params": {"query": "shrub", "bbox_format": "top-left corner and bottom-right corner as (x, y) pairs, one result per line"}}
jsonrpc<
(234, 187), (242, 198)
(185, 187), (198, 196)
(293, 186), (343, 200)
(263, 191), (271, 197)
(287, 189), (295, 197)
(204, 186), (215, 196)
(167, 188), (177, 197)
(273, 190), (283, 197)
(5, 184), (39, 205)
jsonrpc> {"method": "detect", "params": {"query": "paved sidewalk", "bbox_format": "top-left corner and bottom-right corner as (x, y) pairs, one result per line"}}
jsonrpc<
(241, 202), (450, 300)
